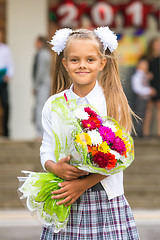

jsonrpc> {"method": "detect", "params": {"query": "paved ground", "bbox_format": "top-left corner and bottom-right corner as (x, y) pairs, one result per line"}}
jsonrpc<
(0, 209), (160, 240)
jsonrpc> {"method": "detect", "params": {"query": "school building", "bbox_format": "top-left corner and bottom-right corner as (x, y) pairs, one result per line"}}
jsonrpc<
(0, 0), (159, 139)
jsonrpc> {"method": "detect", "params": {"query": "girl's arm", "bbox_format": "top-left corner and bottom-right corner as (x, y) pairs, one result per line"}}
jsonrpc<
(41, 99), (89, 180)
(45, 156), (89, 180)
(51, 173), (107, 206)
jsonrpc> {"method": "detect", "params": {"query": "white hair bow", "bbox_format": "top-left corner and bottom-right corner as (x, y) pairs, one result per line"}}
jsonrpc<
(94, 26), (118, 53)
(49, 26), (118, 55)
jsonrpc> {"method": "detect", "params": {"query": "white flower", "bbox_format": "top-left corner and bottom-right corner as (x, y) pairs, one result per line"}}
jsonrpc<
(88, 130), (102, 146)
(94, 26), (118, 53)
(103, 120), (117, 132)
(74, 108), (89, 120)
(49, 28), (72, 55)
(110, 150), (121, 160)
(110, 150), (126, 163)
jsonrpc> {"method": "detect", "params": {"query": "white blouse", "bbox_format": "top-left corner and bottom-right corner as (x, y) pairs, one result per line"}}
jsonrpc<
(131, 70), (151, 97)
(0, 43), (14, 78)
(40, 81), (124, 200)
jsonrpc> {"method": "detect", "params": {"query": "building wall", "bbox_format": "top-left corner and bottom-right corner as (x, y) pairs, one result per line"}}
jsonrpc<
(7, 0), (48, 139)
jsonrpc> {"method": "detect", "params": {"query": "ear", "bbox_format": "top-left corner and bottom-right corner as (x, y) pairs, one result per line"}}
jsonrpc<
(62, 58), (68, 71)
(99, 58), (106, 71)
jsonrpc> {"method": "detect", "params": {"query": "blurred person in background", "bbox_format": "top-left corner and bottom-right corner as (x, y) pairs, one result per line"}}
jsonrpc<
(131, 56), (156, 137)
(0, 30), (14, 137)
(143, 37), (160, 137)
(32, 36), (51, 139)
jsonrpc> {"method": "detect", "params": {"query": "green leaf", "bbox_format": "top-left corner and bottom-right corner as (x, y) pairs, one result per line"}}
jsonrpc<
(44, 195), (56, 216)
(54, 202), (71, 222)
(117, 159), (123, 165)
(35, 182), (60, 202)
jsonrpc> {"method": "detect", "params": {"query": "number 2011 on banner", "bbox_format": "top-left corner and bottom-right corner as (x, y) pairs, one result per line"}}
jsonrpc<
(54, 1), (154, 28)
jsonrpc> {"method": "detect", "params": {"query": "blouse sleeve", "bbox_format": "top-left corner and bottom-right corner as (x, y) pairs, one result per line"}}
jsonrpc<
(40, 96), (56, 171)
(131, 72), (151, 96)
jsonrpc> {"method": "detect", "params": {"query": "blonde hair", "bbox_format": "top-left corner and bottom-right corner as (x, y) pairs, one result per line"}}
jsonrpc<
(52, 29), (135, 133)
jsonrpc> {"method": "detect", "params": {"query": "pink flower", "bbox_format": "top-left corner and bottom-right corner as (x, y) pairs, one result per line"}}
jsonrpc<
(81, 119), (97, 130)
(84, 107), (97, 117)
(111, 136), (126, 155)
(99, 126), (115, 144)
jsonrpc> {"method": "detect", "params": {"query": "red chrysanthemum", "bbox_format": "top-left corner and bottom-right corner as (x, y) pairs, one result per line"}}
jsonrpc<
(93, 152), (108, 168)
(84, 107), (97, 117)
(89, 116), (101, 128)
(107, 154), (117, 170)
(81, 119), (97, 130)
(92, 152), (116, 169)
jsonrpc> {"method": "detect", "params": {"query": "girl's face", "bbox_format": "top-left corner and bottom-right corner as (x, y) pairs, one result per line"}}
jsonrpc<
(62, 39), (106, 96)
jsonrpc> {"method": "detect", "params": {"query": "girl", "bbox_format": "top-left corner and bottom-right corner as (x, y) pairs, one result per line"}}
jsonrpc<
(40, 27), (140, 239)
(143, 37), (160, 137)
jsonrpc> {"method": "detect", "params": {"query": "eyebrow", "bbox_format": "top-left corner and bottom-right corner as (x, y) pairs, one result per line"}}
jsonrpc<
(69, 55), (97, 58)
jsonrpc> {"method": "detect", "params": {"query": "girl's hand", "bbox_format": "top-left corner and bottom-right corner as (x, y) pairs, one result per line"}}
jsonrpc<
(51, 173), (107, 206)
(45, 156), (89, 180)
(51, 179), (86, 206)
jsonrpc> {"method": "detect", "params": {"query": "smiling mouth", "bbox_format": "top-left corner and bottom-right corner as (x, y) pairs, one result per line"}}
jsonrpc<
(76, 72), (90, 75)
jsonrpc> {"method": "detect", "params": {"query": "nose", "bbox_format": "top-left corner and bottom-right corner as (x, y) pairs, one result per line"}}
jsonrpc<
(79, 60), (86, 69)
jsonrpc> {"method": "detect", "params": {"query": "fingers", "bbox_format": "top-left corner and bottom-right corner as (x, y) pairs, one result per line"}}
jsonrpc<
(51, 182), (69, 195)
(69, 165), (88, 175)
(60, 155), (70, 163)
(51, 192), (68, 200)
(61, 173), (80, 181)
(60, 156), (88, 175)
(58, 156), (89, 180)
(65, 199), (75, 206)
(58, 182), (69, 187)
(51, 182), (73, 205)
(52, 193), (75, 206)
(56, 196), (72, 206)
(51, 188), (64, 195)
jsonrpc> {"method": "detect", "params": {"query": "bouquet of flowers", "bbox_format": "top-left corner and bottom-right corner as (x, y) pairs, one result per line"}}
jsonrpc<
(72, 106), (133, 175)
(18, 96), (134, 233)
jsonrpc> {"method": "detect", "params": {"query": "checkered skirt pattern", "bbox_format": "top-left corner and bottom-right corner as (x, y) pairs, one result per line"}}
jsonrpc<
(40, 189), (139, 240)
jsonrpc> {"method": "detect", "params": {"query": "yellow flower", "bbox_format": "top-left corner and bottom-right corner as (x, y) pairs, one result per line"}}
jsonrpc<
(115, 129), (123, 138)
(75, 133), (91, 147)
(98, 141), (110, 153)
(121, 137), (130, 152)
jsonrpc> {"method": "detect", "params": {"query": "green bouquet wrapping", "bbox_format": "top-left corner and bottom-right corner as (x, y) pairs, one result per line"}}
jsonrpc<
(18, 96), (134, 232)
(18, 171), (71, 232)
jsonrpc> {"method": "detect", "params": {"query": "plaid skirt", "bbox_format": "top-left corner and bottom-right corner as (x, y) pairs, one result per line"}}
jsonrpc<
(40, 189), (139, 240)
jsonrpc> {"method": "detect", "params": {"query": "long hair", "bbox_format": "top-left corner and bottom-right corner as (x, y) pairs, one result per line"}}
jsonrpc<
(51, 29), (134, 133)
